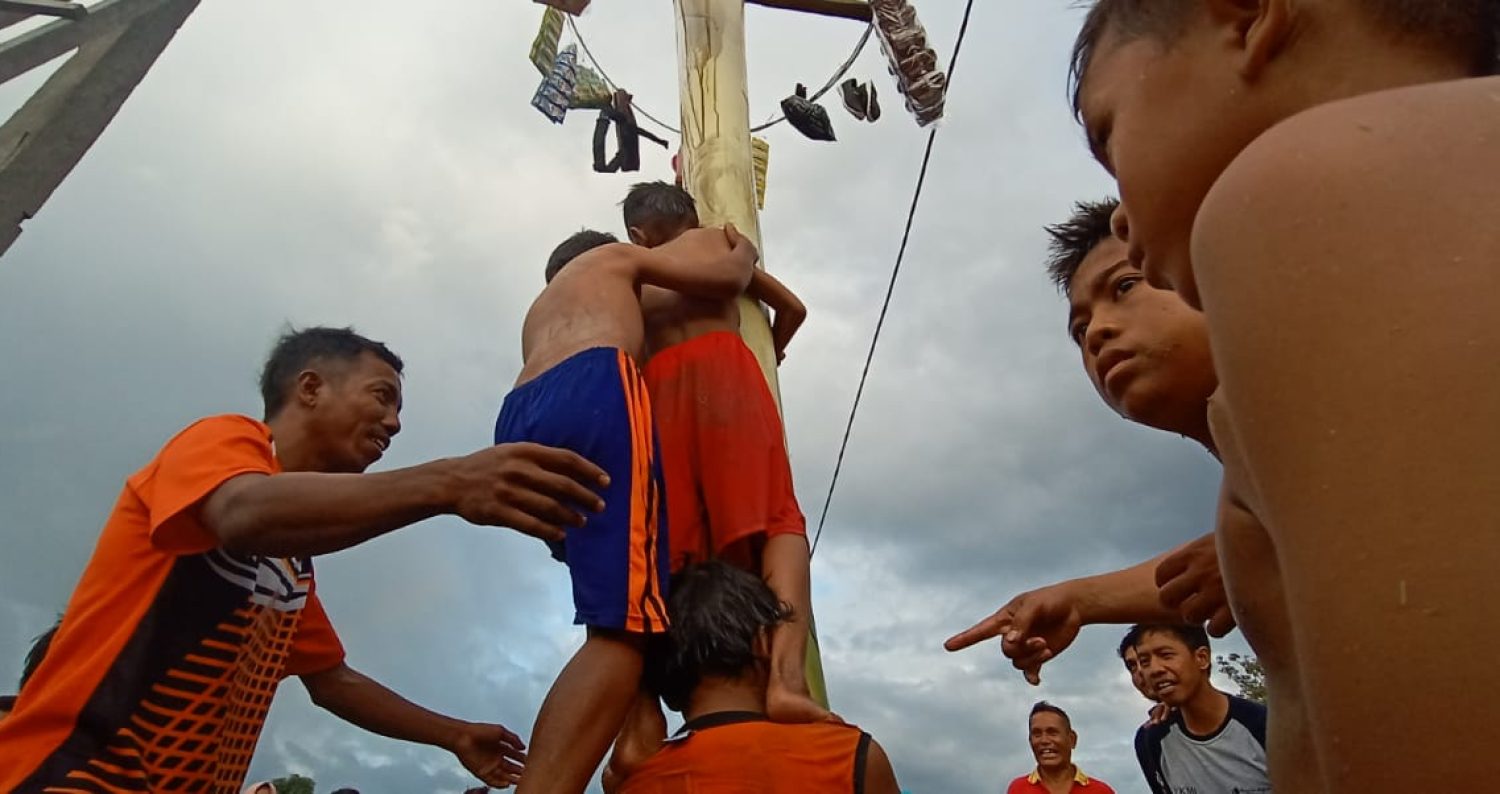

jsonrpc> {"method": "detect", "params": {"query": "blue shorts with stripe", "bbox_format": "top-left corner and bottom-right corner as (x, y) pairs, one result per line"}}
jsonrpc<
(494, 347), (669, 634)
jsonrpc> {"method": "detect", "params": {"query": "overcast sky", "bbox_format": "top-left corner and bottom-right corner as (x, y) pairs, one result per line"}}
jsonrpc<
(0, 2), (1246, 792)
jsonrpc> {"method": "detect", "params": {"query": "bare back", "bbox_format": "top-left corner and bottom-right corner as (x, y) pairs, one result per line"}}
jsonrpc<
(639, 230), (740, 357)
(1194, 76), (1500, 791)
(519, 245), (647, 386)
(640, 287), (740, 357)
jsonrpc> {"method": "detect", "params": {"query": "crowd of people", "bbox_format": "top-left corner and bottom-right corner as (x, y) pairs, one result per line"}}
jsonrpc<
(3, 0), (1498, 791)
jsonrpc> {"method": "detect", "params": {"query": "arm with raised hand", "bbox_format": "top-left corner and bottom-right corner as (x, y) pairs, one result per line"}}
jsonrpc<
(631, 225), (757, 299)
(944, 532), (1230, 684)
(747, 269), (806, 363)
(202, 443), (609, 557)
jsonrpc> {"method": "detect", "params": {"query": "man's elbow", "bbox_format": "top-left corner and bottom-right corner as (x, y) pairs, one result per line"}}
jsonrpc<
(199, 474), (275, 555)
(301, 664), (350, 710)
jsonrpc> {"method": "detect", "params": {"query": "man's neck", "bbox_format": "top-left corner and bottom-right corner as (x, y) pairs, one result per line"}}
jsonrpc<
(1037, 763), (1077, 787)
(265, 414), (321, 473)
(1178, 685), (1230, 736)
(682, 677), (766, 725)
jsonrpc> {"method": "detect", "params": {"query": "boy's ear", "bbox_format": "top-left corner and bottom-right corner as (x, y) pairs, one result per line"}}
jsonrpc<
(627, 226), (650, 246)
(1206, 0), (1293, 80)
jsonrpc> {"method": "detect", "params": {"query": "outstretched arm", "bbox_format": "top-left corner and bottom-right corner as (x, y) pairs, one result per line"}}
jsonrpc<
(944, 532), (1228, 683)
(747, 270), (807, 363)
(303, 663), (526, 789)
(631, 226), (756, 299)
(201, 443), (609, 557)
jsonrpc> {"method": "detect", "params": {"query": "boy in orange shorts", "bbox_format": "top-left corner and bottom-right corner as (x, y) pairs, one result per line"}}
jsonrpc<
(500, 224), (757, 794)
(621, 181), (823, 726)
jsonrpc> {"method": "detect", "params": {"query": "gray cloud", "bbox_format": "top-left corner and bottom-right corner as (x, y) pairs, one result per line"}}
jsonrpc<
(0, 2), (1249, 792)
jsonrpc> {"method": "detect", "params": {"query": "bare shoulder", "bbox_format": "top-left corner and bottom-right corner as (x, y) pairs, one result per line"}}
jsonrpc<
(1196, 76), (1500, 268)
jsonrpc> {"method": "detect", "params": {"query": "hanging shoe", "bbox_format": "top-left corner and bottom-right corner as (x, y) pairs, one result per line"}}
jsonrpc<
(781, 83), (836, 142)
(865, 82), (881, 122)
(839, 78), (868, 122)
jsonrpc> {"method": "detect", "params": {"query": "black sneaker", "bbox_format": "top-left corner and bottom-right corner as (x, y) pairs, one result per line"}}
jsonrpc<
(840, 78), (868, 121)
(865, 82), (881, 122)
(781, 83), (837, 141)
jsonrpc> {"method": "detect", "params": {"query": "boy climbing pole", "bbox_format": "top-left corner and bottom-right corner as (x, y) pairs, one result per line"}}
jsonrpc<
(621, 181), (823, 728)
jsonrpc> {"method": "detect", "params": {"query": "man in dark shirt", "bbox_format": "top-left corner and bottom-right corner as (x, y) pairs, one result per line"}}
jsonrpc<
(1126, 624), (1270, 794)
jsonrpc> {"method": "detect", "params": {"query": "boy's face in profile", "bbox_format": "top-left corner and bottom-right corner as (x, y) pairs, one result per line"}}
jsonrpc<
(1067, 235), (1216, 437)
(1122, 646), (1157, 703)
(1076, 20), (1274, 307)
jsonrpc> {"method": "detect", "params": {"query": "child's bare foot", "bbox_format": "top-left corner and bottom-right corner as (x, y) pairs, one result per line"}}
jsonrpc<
(766, 682), (839, 724)
(605, 694), (666, 789)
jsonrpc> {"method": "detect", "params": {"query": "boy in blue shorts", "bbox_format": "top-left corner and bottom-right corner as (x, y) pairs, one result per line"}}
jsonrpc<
(497, 225), (757, 794)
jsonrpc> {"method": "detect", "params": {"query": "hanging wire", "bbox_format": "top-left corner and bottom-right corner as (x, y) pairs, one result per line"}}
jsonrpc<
(809, 0), (978, 558)
(750, 23), (871, 133)
(565, 14), (873, 137)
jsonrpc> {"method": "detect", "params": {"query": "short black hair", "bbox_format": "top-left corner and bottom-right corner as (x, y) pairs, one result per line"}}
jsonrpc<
(1030, 700), (1073, 730)
(20, 617), (59, 690)
(1045, 197), (1120, 294)
(258, 327), (404, 421)
(1070, 0), (1500, 116)
(545, 229), (618, 283)
(1130, 622), (1211, 654)
(645, 561), (790, 713)
(622, 181), (698, 235)
(1118, 624), (1145, 660)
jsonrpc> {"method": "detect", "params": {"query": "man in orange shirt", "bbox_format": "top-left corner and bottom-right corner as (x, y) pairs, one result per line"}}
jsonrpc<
(0, 326), (611, 792)
(610, 561), (900, 794)
(1006, 702), (1116, 794)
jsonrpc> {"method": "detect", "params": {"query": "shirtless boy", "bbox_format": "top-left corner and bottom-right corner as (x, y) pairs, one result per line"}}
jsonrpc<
(620, 181), (823, 724)
(947, 199), (1229, 685)
(497, 226), (756, 794)
(1069, 1), (1500, 788)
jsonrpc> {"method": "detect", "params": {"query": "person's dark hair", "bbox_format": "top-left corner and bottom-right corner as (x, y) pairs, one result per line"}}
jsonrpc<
(19, 617), (60, 690)
(1131, 622), (1211, 654)
(545, 229), (618, 283)
(258, 327), (404, 421)
(622, 181), (698, 239)
(1118, 623), (1146, 660)
(1029, 700), (1072, 730)
(645, 561), (790, 713)
(1069, 0), (1500, 117)
(1045, 197), (1120, 294)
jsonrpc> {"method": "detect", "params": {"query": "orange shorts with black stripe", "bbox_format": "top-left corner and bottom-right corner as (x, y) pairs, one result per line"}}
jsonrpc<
(494, 347), (669, 633)
(644, 332), (806, 573)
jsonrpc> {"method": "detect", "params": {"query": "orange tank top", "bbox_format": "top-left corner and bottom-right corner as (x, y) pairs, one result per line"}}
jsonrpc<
(618, 711), (871, 794)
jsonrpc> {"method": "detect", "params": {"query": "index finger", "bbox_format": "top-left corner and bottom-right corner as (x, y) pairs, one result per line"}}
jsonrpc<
(1154, 549), (1190, 588)
(531, 445), (611, 490)
(496, 725), (524, 749)
(944, 610), (1013, 651)
(1156, 565), (1201, 609)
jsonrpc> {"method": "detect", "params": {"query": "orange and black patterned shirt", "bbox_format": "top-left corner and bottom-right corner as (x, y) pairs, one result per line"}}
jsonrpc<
(0, 416), (346, 793)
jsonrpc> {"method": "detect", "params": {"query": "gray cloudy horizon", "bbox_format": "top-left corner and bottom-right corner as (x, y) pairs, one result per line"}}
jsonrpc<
(0, 2), (1245, 792)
